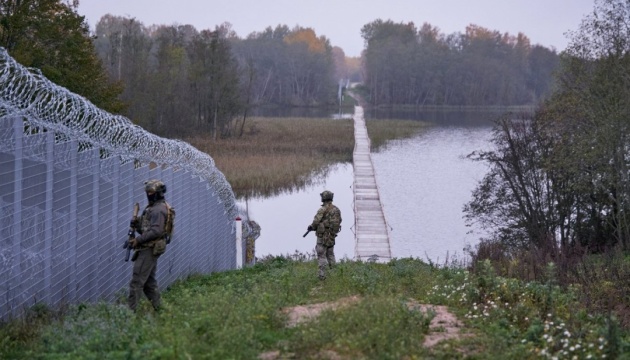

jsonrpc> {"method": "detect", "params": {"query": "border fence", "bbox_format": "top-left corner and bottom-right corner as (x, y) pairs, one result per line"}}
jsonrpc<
(0, 48), (251, 321)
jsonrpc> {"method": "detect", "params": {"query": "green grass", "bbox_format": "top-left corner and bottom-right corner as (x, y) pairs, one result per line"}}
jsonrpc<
(1, 256), (626, 359)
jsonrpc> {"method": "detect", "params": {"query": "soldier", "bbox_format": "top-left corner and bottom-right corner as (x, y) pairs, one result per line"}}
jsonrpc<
(307, 190), (342, 280)
(128, 179), (169, 312)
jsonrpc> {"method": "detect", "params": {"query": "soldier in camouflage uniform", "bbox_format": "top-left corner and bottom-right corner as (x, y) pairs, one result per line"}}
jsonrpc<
(307, 190), (342, 280)
(128, 179), (169, 311)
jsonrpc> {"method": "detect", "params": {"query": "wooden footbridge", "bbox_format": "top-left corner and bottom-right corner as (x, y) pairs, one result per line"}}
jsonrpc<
(352, 106), (392, 262)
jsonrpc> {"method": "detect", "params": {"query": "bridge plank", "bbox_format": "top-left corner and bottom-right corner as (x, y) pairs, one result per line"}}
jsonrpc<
(352, 105), (392, 263)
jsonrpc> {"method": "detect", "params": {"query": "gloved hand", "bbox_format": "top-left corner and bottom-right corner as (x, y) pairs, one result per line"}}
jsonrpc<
(130, 219), (139, 229)
(307, 225), (314, 231)
(128, 237), (138, 249)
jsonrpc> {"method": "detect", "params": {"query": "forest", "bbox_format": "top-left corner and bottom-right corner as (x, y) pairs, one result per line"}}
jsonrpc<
(361, 20), (559, 106)
(91, 16), (560, 136)
(91, 17), (355, 137)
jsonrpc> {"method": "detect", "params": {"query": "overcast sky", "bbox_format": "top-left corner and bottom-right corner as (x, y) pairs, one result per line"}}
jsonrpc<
(77, 0), (596, 57)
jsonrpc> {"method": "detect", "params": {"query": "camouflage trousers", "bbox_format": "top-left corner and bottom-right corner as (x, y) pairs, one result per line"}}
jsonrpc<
(128, 248), (161, 311)
(316, 241), (336, 280)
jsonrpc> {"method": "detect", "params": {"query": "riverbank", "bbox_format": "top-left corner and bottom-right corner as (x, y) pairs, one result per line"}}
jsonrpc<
(186, 116), (427, 198)
(0, 256), (620, 358)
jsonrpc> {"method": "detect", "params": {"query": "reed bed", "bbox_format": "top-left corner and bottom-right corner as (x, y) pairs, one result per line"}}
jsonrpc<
(186, 116), (426, 198)
(366, 118), (429, 150)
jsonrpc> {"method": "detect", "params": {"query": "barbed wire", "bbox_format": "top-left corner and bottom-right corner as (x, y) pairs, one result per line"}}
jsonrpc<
(0, 47), (239, 221)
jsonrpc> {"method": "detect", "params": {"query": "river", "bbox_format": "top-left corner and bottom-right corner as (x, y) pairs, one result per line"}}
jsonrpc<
(238, 109), (498, 264)
(371, 125), (492, 264)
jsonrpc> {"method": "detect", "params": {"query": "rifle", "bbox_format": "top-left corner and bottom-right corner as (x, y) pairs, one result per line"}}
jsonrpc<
(303, 228), (312, 237)
(123, 203), (140, 261)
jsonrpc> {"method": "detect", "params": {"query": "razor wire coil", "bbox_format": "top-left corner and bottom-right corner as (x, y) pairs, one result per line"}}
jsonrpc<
(0, 47), (238, 220)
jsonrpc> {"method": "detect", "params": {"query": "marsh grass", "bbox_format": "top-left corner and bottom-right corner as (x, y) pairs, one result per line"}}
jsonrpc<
(186, 116), (426, 198)
(366, 118), (430, 151)
(2, 256), (627, 359)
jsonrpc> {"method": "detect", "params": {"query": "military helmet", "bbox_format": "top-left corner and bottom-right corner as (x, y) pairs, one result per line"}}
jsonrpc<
(145, 179), (167, 195)
(320, 190), (334, 201)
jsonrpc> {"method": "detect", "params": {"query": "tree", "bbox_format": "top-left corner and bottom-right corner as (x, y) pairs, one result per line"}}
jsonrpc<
(527, 45), (560, 102)
(283, 27), (335, 105)
(231, 24), (336, 107)
(0, 0), (125, 113)
(148, 24), (192, 135)
(232, 25), (290, 105)
(548, 0), (630, 250)
(93, 15), (151, 122)
(186, 24), (242, 139)
(465, 0), (630, 253)
(361, 19), (418, 105)
(464, 114), (561, 252)
(205, 25), (242, 138)
(331, 46), (348, 81)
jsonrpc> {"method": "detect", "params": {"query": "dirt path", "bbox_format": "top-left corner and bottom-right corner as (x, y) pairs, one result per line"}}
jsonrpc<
(406, 300), (466, 347)
(258, 296), (467, 359)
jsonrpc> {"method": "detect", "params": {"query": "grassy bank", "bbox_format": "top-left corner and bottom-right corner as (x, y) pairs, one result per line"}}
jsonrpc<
(1, 256), (624, 359)
(186, 116), (426, 198)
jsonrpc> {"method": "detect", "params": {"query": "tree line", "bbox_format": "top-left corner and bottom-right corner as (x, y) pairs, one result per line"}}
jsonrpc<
(0, 0), (361, 138)
(361, 19), (560, 106)
(92, 16), (357, 137)
(1, 0), (563, 140)
(464, 0), (630, 258)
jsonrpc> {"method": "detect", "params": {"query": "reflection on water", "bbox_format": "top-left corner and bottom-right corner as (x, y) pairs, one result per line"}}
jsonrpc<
(250, 105), (354, 119)
(372, 126), (492, 263)
(366, 107), (516, 126)
(242, 109), (497, 264)
(251, 104), (510, 126)
(238, 163), (356, 260)
(332, 112), (353, 120)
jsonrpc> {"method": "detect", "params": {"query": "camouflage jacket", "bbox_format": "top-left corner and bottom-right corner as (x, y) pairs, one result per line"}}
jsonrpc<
(135, 199), (168, 249)
(310, 202), (342, 238)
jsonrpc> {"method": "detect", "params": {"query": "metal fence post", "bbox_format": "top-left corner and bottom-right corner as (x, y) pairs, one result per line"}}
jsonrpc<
(235, 216), (242, 269)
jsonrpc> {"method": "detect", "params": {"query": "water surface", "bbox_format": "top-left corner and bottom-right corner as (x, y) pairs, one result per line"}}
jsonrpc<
(372, 126), (492, 263)
(238, 163), (355, 260)
(243, 109), (498, 263)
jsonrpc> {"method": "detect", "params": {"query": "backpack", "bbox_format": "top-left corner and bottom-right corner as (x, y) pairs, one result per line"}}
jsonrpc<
(164, 201), (176, 244)
(326, 205), (342, 234)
